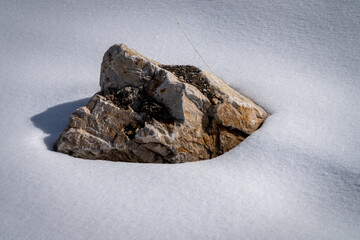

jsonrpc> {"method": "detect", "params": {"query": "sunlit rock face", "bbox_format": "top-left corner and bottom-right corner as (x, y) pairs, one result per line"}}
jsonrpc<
(55, 44), (269, 163)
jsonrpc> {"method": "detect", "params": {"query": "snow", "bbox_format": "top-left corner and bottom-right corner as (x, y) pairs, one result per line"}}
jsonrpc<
(1, 0), (359, 239)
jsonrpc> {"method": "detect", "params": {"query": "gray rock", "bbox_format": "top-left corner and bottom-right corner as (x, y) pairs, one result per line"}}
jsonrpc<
(55, 44), (269, 163)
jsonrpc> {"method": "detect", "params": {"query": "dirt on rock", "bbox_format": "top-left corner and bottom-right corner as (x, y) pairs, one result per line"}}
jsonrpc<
(104, 86), (174, 124)
(160, 65), (221, 104)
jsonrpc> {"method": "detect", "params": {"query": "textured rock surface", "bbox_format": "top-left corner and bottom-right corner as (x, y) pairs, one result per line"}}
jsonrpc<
(55, 44), (269, 163)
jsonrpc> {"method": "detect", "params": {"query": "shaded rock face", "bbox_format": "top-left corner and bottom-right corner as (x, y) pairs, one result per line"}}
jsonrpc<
(55, 44), (269, 163)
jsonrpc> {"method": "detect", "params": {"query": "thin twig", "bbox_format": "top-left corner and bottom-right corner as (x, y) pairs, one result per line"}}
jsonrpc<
(177, 22), (215, 75)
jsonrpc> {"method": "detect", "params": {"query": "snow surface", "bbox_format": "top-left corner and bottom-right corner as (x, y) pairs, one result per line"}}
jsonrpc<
(1, 0), (360, 239)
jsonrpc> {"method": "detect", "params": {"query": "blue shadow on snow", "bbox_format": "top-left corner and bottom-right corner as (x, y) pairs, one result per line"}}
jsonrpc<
(30, 98), (90, 150)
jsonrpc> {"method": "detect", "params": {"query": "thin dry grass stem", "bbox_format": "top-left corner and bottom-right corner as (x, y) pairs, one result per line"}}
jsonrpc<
(176, 22), (215, 75)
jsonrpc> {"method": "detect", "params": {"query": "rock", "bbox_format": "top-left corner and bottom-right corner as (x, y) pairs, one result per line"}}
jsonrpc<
(55, 44), (269, 163)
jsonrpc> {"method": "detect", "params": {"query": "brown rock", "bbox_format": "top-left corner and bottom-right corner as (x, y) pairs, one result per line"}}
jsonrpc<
(55, 44), (269, 163)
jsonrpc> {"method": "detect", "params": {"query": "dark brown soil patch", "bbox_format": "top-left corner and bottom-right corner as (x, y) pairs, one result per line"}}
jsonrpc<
(104, 86), (174, 124)
(124, 123), (140, 139)
(160, 65), (219, 104)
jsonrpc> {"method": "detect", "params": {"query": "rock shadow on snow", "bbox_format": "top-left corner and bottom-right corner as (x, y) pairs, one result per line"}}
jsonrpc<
(30, 98), (90, 150)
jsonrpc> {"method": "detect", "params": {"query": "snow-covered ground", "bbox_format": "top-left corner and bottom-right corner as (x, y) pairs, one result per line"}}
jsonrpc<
(1, 0), (359, 239)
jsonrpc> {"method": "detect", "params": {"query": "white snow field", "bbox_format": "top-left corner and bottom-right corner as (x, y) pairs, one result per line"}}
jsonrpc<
(1, 0), (359, 239)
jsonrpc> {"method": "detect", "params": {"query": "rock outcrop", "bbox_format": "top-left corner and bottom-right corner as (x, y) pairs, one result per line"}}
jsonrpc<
(55, 44), (269, 163)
